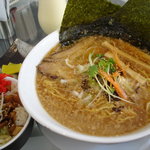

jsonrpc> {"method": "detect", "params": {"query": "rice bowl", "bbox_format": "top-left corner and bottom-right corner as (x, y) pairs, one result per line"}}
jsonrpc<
(0, 77), (33, 150)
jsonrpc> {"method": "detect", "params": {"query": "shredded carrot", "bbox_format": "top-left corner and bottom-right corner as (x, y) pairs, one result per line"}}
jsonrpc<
(99, 69), (128, 100)
(113, 52), (127, 76)
(112, 71), (120, 78)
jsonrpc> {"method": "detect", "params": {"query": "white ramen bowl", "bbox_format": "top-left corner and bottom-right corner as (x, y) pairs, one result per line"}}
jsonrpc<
(18, 30), (150, 148)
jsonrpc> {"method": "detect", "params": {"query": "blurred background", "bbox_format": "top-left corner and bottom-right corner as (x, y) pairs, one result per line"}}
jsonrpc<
(0, 0), (66, 66)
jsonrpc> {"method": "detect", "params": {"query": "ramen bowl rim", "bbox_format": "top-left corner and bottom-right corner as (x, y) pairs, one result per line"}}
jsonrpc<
(18, 30), (150, 144)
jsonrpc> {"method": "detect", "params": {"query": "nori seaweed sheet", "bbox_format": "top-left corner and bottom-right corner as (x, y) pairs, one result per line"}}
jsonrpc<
(59, 0), (150, 50)
(114, 0), (150, 50)
(60, 0), (120, 32)
(60, 17), (144, 49)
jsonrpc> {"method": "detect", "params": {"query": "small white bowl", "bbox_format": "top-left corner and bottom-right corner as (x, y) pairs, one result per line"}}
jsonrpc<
(18, 30), (150, 149)
(0, 77), (33, 150)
